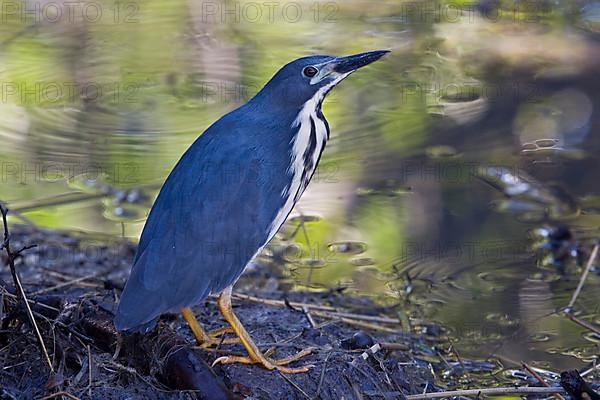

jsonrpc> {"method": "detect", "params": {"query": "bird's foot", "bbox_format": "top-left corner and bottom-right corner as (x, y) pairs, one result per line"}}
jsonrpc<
(199, 327), (240, 348)
(212, 347), (315, 374)
(208, 326), (235, 337)
(213, 287), (314, 374)
(181, 308), (240, 347)
(199, 334), (241, 348)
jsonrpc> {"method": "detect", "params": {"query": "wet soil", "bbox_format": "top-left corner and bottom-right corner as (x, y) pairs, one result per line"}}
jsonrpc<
(0, 224), (437, 400)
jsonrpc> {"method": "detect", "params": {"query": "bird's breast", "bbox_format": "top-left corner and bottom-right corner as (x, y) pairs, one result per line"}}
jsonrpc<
(265, 104), (329, 242)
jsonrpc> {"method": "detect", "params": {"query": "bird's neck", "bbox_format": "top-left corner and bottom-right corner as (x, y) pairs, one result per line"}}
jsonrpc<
(263, 97), (329, 242)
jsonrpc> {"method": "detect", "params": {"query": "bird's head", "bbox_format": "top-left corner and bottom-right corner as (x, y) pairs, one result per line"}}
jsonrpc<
(252, 50), (390, 110)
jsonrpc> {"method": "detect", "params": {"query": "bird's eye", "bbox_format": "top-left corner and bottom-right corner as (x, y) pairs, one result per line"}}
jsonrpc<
(303, 66), (318, 78)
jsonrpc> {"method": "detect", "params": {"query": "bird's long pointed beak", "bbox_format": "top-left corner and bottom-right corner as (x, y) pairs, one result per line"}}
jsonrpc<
(332, 50), (390, 74)
(309, 50), (390, 85)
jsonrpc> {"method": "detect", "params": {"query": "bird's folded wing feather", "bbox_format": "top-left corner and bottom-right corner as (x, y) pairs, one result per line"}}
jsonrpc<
(115, 117), (291, 330)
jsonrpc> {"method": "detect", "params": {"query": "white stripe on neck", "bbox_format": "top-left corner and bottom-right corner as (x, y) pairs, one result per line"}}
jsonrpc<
(265, 72), (350, 242)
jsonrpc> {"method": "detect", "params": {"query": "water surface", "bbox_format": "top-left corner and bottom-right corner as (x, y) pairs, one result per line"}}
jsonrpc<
(1, 0), (599, 383)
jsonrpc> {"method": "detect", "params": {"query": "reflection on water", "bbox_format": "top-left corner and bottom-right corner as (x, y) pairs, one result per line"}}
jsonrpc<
(1, 0), (599, 382)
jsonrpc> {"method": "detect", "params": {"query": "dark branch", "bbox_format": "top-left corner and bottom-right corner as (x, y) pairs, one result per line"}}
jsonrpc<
(0, 202), (54, 372)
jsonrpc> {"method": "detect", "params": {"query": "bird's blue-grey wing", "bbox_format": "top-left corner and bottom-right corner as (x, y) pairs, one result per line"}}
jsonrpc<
(114, 115), (289, 331)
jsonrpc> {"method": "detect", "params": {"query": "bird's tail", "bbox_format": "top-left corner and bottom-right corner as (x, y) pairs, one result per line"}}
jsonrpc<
(113, 275), (164, 333)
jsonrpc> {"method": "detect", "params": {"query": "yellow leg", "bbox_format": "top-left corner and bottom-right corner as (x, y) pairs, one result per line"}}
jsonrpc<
(181, 307), (211, 343)
(212, 286), (314, 374)
(181, 307), (239, 347)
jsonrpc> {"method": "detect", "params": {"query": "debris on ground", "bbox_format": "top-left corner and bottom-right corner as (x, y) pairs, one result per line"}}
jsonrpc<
(1, 224), (438, 399)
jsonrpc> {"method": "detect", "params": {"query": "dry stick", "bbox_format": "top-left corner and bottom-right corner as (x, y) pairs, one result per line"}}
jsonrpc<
(31, 273), (99, 296)
(566, 313), (600, 335)
(11, 183), (163, 213)
(298, 214), (317, 288)
(278, 371), (311, 400)
(450, 345), (469, 379)
(12, 192), (108, 213)
(522, 361), (565, 400)
(405, 386), (566, 399)
(321, 316), (399, 333)
(567, 243), (599, 310)
(493, 353), (561, 381)
(310, 309), (401, 325)
(0, 204), (54, 373)
(0, 289), (61, 313)
(38, 391), (81, 400)
(101, 361), (168, 393)
(380, 342), (409, 351)
(231, 293), (336, 311)
(312, 351), (333, 400)
(87, 345), (93, 397)
(436, 350), (452, 370)
(45, 270), (78, 280)
(229, 293), (403, 333)
(231, 293), (402, 325)
(581, 361), (599, 377)
(302, 306), (317, 328)
(1, 288), (91, 344)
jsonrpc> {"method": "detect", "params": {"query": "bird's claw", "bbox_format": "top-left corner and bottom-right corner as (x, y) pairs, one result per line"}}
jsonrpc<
(201, 327), (240, 347)
(208, 326), (235, 337)
(189, 324), (240, 348)
(199, 337), (241, 349)
(212, 347), (315, 374)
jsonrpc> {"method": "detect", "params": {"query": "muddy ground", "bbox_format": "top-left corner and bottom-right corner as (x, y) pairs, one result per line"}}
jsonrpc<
(0, 224), (448, 399)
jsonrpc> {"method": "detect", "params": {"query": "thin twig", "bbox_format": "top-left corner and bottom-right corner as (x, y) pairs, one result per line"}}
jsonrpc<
(405, 386), (566, 399)
(567, 243), (599, 310)
(450, 345), (468, 379)
(492, 353), (520, 367)
(581, 361), (600, 377)
(302, 306), (317, 328)
(87, 345), (93, 397)
(522, 361), (565, 400)
(231, 293), (336, 311)
(31, 273), (98, 296)
(11, 192), (108, 213)
(522, 362), (549, 386)
(0, 204), (54, 372)
(320, 315), (399, 333)
(565, 313), (600, 335)
(380, 342), (410, 351)
(1, 288), (91, 343)
(278, 371), (311, 400)
(38, 391), (81, 400)
(0, 289), (60, 313)
(296, 213), (316, 287)
(101, 361), (168, 393)
(312, 351), (333, 400)
(436, 349), (452, 370)
(230, 293), (403, 331)
(310, 309), (401, 325)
